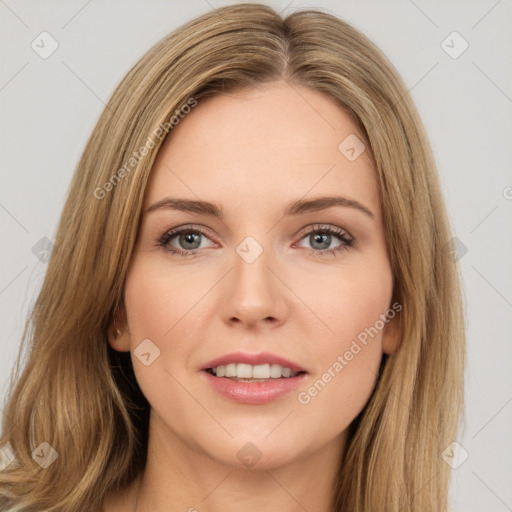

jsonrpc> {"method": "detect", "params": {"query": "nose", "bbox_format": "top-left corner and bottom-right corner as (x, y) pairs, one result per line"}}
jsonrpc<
(220, 243), (288, 330)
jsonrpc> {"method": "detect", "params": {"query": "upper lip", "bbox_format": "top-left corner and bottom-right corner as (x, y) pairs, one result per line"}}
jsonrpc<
(201, 351), (307, 373)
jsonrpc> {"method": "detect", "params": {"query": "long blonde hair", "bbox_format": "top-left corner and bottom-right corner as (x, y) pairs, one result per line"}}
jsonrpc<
(0, 3), (465, 511)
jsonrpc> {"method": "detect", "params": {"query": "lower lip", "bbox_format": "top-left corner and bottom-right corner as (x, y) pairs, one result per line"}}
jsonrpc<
(201, 370), (307, 405)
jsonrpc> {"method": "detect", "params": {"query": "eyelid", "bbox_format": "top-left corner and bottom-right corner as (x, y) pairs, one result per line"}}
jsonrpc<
(159, 224), (219, 245)
(296, 223), (353, 240)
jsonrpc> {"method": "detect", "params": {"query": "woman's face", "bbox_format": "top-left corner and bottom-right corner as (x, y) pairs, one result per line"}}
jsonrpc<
(115, 80), (399, 469)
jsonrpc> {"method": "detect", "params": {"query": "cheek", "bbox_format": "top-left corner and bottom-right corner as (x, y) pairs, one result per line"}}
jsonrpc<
(293, 247), (393, 356)
(292, 254), (392, 427)
(123, 257), (205, 342)
(122, 260), (205, 432)
(122, 259), (188, 381)
(122, 255), (220, 389)
(330, 269), (392, 346)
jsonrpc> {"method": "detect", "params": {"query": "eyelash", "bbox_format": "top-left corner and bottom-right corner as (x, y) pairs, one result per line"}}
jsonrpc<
(157, 223), (355, 258)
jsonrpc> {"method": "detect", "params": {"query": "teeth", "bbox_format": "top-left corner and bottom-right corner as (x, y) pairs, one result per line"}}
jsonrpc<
(237, 363), (253, 379)
(225, 363), (237, 377)
(253, 364), (270, 379)
(210, 363), (299, 379)
(270, 364), (282, 378)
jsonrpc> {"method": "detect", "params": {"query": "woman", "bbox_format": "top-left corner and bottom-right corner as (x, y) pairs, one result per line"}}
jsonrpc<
(0, 3), (465, 511)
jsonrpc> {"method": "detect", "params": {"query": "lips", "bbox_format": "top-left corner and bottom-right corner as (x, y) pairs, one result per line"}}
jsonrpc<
(200, 352), (308, 404)
(201, 351), (307, 373)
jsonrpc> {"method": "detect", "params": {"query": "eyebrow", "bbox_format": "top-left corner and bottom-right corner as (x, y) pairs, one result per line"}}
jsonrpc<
(146, 195), (375, 220)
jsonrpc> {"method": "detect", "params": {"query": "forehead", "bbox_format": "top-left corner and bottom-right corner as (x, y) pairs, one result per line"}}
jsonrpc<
(144, 81), (379, 220)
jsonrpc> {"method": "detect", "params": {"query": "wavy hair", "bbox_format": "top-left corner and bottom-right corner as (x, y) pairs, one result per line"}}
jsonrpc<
(0, 3), (465, 511)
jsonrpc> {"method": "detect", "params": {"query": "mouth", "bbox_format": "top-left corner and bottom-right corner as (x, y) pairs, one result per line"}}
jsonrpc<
(200, 352), (308, 404)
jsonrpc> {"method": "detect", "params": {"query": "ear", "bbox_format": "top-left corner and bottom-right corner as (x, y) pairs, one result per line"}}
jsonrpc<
(107, 304), (131, 352)
(381, 310), (401, 355)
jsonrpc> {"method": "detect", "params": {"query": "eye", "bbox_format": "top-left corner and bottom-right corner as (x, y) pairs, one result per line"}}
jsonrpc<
(157, 225), (216, 256)
(294, 224), (354, 257)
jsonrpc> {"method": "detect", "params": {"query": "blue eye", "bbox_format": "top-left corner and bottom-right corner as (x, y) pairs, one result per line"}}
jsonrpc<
(157, 223), (354, 257)
(295, 224), (354, 257)
(158, 225), (214, 256)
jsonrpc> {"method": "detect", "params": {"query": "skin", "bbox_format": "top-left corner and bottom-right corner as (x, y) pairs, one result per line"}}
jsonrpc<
(104, 79), (399, 511)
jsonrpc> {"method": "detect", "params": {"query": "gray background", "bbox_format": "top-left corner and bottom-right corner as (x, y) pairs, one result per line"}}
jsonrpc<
(1, 1), (511, 510)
